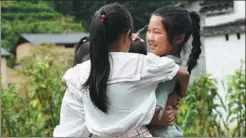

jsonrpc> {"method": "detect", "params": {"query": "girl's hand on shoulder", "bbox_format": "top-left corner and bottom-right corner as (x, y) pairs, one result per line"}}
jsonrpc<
(131, 33), (145, 43)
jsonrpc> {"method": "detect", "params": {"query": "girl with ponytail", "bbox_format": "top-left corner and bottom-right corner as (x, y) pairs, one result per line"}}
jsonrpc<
(143, 5), (202, 137)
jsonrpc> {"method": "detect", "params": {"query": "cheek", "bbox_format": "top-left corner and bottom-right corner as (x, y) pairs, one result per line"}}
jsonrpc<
(156, 36), (171, 55)
(146, 32), (151, 42)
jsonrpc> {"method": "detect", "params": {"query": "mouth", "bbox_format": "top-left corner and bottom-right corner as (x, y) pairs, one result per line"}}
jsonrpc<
(149, 45), (157, 51)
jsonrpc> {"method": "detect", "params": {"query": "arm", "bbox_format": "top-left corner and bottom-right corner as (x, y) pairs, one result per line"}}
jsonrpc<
(61, 77), (67, 87)
(53, 86), (90, 137)
(54, 67), (91, 137)
(150, 93), (178, 126)
(174, 67), (190, 97)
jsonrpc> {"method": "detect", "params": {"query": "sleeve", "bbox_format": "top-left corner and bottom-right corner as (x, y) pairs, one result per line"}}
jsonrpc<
(141, 53), (180, 83)
(53, 68), (91, 137)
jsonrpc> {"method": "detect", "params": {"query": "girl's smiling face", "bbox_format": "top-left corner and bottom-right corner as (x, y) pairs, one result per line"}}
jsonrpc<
(147, 15), (172, 56)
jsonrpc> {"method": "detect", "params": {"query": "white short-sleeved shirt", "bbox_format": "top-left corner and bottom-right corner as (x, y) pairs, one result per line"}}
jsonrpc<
(53, 52), (179, 137)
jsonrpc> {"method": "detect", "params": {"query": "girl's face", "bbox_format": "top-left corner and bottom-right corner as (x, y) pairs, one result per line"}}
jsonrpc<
(147, 15), (172, 56)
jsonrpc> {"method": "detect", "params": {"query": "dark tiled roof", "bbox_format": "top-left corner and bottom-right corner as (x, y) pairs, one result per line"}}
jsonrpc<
(1, 47), (10, 57)
(202, 18), (245, 36)
(200, 0), (234, 15)
(20, 33), (89, 45)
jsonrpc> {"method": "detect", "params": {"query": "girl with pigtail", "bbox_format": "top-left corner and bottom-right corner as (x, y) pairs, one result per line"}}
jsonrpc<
(133, 6), (202, 137)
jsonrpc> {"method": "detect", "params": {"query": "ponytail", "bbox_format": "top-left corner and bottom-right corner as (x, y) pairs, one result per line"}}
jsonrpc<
(83, 12), (110, 113)
(187, 11), (201, 73)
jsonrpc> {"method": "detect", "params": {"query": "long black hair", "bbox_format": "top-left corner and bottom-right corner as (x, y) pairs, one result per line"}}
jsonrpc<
(83, 2), (133, 113)
(153, 6), (201, 73)
(73, 36), (90, 66)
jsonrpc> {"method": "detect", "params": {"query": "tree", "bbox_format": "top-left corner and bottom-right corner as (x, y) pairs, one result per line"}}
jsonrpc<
(52, 0), (182, 31)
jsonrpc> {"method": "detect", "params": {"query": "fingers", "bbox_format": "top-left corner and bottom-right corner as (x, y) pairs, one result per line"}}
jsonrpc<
(165, 105), (173, 110)
(164, 106), (175, 126)
(167, 110), (175, 126)
(131, 33), (145, 42)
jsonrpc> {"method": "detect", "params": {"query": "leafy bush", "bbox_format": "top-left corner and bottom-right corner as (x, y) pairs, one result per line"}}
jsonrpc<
(1, 45), (73, 136)
(222, 60), (245, 136)
(177, 61), (245, 137)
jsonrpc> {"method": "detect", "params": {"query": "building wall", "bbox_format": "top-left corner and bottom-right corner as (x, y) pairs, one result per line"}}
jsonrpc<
(204, 33), (245, 81)
(205, 1), (245, 26)
(16, 43), (34, 62)
(16, 43), (75, 61)
(1, 57), (8, 88)
(202, 1), (245, 125)
(204, 33), (245, 123)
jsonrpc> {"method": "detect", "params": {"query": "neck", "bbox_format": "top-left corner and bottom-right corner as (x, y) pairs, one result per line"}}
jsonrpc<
(110, 42), (122, 52)
(169, 44), (182, 57)
(170, 51), (181, 57)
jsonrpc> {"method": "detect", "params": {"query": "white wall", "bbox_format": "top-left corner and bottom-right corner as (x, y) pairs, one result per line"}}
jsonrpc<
(204, 33), (245, 125)
(204, 33), (245, 81)
(205, 1), (245, 26)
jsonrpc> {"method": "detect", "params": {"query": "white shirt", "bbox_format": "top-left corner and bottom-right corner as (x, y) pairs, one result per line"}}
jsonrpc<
(53, 52), (179, 137)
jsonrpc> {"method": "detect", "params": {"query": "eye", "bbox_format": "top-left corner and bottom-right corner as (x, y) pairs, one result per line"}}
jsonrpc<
(154, 31), (161, 34)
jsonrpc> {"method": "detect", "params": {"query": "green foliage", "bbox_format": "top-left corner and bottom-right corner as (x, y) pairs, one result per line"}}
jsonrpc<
(1, 1), (56, 13)
(1, 45), (73, 136)
(1, 85), (31, 136)
(1, 1), (84, 67)
(52, 0), (182, 31)
(223, 60), (245, 136)
(177, 74), (221, 136)
(177, 61), (246, 137)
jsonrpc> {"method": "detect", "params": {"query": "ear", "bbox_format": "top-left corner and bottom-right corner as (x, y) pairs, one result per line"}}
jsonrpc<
(174, 33), (185, 45)
(122, 29), (132, 43)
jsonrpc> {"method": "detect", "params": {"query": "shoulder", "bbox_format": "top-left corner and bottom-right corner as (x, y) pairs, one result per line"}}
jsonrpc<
(63, 61), (90, 88)
(143, 53), (176, 70)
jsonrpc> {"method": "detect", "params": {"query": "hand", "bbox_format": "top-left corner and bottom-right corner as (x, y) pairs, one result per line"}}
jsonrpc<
(131, 33), (144, 43)
(61, 77), (67, 87)
(162, 106), (176, 126)
(150, 105), (175, 126)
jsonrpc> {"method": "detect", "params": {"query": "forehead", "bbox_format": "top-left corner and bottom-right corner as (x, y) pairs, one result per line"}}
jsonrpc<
(148, 15), (165, 30)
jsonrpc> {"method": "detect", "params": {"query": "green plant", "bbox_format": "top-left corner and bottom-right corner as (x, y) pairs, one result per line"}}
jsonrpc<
(222, 60), (245, 136)
(177, 74), (222, 136)
(177, 61), (246, 137)
(1, 45), (73, 136)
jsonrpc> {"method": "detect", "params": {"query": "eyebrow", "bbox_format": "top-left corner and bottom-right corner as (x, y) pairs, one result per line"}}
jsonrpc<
(148, 27), (162, 31)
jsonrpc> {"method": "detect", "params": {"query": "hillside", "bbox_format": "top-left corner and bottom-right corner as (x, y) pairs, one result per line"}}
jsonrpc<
(1, 1), (85, 66)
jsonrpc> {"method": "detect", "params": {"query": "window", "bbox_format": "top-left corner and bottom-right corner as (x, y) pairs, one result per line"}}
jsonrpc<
(225, 34), (229, 41)
(65, 44), (74, 48)
(237, 33), (240, 40)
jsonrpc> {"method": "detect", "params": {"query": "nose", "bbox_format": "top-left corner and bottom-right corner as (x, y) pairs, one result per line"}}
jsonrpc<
(147, 32), (154, 43)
